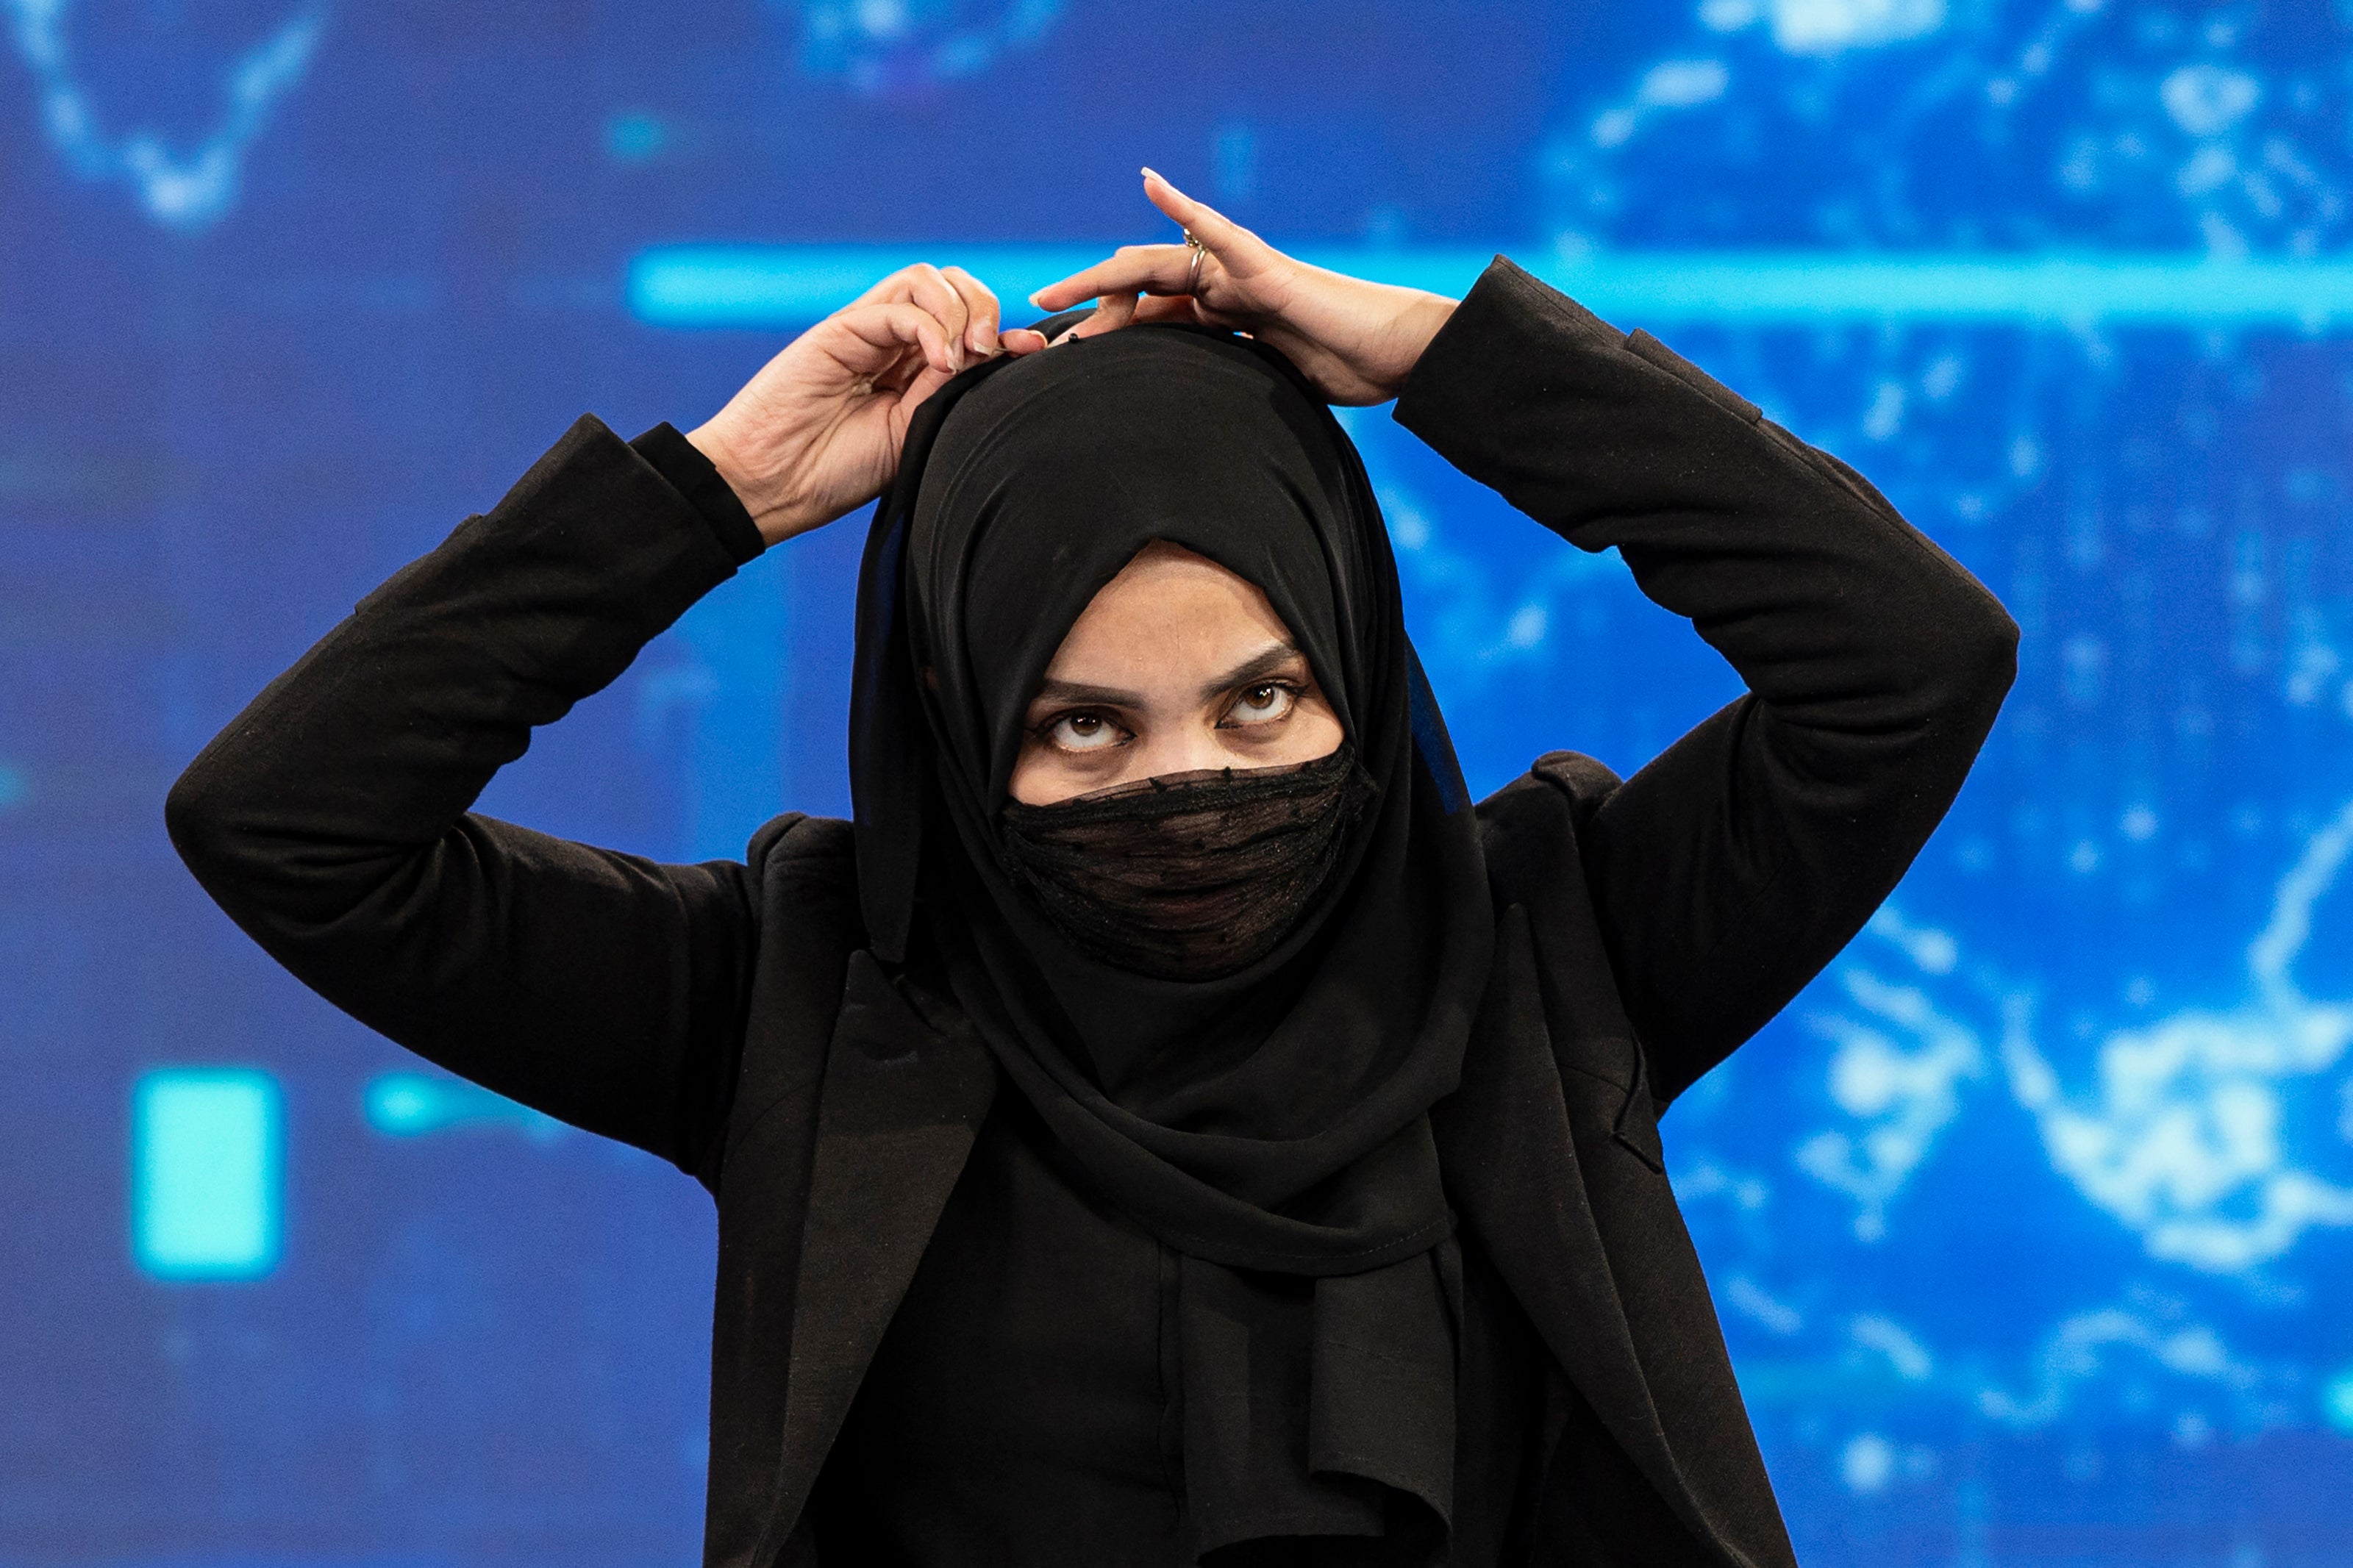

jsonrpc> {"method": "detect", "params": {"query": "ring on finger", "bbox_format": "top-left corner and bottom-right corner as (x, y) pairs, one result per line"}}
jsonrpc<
(1183, 229), (1207, 296)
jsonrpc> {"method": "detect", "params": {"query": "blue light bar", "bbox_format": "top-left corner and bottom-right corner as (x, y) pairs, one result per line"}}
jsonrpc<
(627, 244), (2353, 330)
(629, 244), (1110, 326)
(365, 1070), (563, 1142)
(132, 1068), (282, 1281)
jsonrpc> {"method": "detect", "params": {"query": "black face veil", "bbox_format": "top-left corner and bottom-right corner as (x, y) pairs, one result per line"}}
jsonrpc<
(849, 323), (1496, 1559)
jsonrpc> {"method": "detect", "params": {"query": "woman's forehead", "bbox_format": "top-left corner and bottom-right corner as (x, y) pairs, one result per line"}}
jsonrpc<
(1040, 543), (1299, 691)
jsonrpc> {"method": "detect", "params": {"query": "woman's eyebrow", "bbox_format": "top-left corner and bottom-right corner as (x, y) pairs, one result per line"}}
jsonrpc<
(1030, 676), (1144, 709)
(1028, 645), (1307, 712)
(1201, 643), (1307, 701)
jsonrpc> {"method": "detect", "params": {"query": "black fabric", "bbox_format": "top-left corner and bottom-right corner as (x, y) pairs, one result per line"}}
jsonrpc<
(849, 323), (1496, 1559)
(813, 1092), (1543, 1568)
(164, 257), (2019, 1568)
(996, 746), (1379, 981)
(813, 1092), (1182, 1564)
(629, 421), (766, 566)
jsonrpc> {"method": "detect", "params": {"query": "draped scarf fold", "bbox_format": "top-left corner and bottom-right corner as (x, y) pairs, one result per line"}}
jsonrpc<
(849, 321), (1495, 1561)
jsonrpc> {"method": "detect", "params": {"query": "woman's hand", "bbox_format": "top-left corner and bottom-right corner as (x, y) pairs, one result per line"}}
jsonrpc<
(1030, 171), (1457, 407)
(688, 265), (1048, 545)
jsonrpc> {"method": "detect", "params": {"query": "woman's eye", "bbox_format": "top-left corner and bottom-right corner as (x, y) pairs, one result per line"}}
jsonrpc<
(1226, 684), (1297, 726)
(1046, 712), (1125, 752)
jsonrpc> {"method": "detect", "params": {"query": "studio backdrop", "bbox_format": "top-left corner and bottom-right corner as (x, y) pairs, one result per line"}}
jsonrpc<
(4, 1), (2352, 1562)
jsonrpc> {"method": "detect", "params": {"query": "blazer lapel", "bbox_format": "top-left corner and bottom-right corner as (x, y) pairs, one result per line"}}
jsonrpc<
(1436, 906), (1735, 1564)
(763, 950), (998, 1539)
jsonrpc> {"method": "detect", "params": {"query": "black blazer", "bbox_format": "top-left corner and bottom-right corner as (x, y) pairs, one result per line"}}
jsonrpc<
(166, 260), (2017, 1567)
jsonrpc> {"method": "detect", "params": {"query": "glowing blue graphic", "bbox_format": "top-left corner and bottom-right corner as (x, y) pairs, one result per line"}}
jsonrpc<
(1796, 923), (1985, 1243)
(1698, 0), (1947, 57)
(2327, 1367), (2353, 1434)
(364, 1071), (565, 1142)
(1549, 0), (2343, 259)
(2004, 802), (2353, 1273)
(798, 0), (1061, 94)
(1810, 799), (2353, 1277)
(629, 244), (1103, 326)
(4, 0), (324, 228)
(1333, 404), (1630, 688)
(132, 1068), (281, 1281)
(1589, 58), (1731, 150)
(629, 244), (2353, 330)
(1717, 798), (2353, 1461)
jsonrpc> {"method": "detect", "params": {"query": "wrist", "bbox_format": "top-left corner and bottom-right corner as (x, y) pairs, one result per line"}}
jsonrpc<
(686, 418), (807, 545)
(1382, 291), (1458, 395)
(1285, 268), (1457, 404)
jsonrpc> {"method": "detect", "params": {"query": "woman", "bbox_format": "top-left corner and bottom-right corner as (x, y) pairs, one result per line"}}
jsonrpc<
(168, 172), (2016, 1566)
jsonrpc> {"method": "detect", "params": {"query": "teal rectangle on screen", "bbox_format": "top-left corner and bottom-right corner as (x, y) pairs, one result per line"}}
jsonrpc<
(628, 244), (1111, 327)
(627, 245), (2353, 332)
(132, 1069), (282, 1281)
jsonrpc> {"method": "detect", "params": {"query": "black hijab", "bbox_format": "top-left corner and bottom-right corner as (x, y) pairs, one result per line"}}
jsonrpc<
(849, 321), (1496, 1559)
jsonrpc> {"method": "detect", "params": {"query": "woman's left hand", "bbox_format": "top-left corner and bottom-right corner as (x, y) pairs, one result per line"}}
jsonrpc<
(1029, 171), (1457, 406)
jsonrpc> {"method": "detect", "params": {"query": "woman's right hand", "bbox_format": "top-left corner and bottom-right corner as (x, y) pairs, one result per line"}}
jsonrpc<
(688, 265), (1047, 545)
(1030, 171), (1456, 407)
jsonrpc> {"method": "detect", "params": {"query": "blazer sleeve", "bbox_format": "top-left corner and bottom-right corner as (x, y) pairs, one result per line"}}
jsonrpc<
(165, 415), (776, 1179)
(1396, 258), (2018, 1107)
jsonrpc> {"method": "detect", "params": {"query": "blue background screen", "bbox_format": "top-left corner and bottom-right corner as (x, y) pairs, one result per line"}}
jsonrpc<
(7, 1), (2353, 1562)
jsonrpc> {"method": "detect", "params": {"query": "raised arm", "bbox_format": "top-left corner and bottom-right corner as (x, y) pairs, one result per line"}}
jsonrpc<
(167, 265), (1038, 1180)
(1010, 178), (2014, 1106)
(166, 415), (785, 1178)
(1395, 260), (2017, 1106)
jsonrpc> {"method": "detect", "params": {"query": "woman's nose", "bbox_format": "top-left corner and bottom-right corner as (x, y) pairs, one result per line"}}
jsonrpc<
(1130, 723), (1236, 781)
